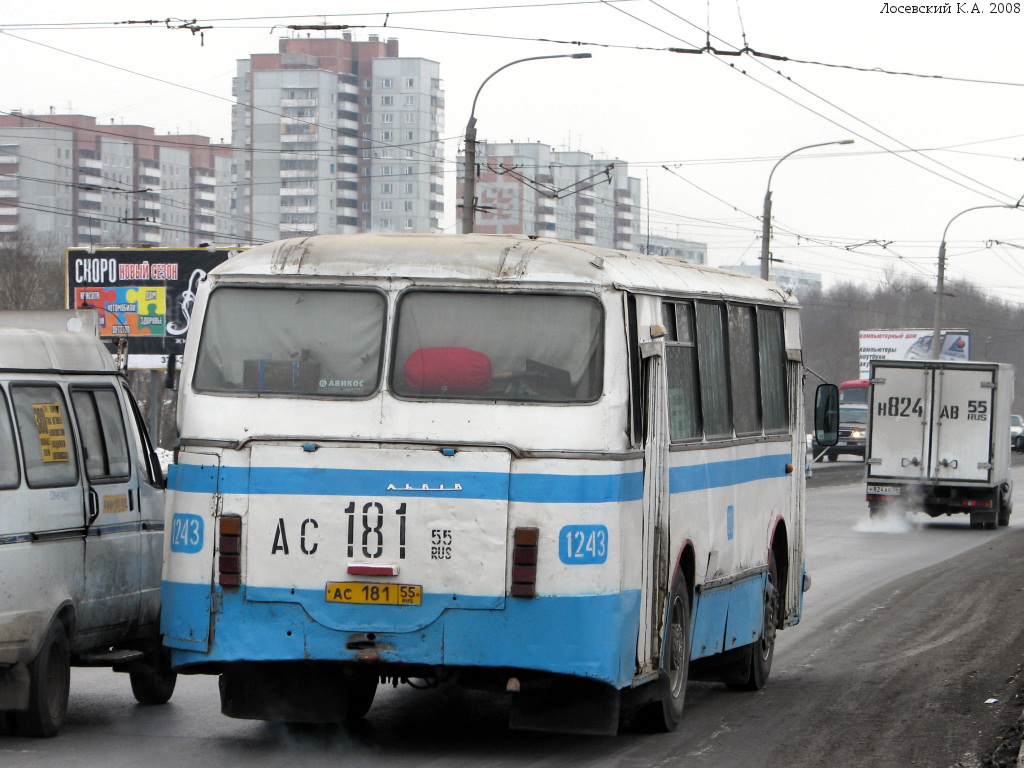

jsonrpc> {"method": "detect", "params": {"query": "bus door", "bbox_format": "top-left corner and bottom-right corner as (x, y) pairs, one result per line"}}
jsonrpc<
(632, 295), (671, 678)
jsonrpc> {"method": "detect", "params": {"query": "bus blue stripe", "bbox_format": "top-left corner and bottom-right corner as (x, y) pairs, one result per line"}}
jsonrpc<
(167, 453), (789, 503)
(669, 454), (789, 493)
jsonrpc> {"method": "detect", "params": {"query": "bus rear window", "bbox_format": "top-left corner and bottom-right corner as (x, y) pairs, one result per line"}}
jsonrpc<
(193, 287), (386, 397)
(391, 291), (603, 403)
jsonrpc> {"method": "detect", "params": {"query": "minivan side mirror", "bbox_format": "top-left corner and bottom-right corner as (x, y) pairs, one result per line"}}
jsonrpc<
(164, 353), (178, 391)
(814, 384), (840, 447)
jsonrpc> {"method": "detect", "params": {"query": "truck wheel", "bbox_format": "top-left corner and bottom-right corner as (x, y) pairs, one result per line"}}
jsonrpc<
(634, 573), (691, 732)
(16, 621), (70, 737)
(999, 502), (1012, 527)
(130, 646), (177, 705)
(727, 555), (779, 692)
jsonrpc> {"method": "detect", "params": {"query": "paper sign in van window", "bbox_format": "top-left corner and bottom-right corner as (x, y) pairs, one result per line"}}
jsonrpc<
(32, 403), (70, 463)
(103, 494), (129, 515)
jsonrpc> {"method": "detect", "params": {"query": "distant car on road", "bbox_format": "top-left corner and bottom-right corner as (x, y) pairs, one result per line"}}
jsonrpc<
(813, 403), (868, 462)
(1011, 414), (1023, 452)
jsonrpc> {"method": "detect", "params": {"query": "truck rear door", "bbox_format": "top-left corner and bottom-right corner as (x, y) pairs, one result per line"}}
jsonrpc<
(867, 364), (930, 480)
(929, 367), (995, 483)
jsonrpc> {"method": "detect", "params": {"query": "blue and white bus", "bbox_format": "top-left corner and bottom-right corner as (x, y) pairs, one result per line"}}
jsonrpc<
(161, 234), (834, 734)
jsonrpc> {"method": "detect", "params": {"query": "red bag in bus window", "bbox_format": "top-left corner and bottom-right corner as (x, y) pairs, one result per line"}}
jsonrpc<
(404, 347), (492, 394)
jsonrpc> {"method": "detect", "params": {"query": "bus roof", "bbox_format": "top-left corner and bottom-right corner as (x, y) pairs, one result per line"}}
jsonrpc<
(210, 234), (796, 306)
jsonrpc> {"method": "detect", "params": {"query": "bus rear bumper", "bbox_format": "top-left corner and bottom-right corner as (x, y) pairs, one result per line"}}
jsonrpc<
(164, 580), (642, 690)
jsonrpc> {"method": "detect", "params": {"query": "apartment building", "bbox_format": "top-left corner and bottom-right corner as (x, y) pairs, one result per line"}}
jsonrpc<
(457, 141), (641, 251)
(0, 112), (239, 248)
(232, 35), (444, 242)
(636, 234), (708, 265)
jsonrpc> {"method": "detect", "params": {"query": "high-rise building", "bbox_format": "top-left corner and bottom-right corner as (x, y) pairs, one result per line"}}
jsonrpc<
(722, 263), (822, 294)
(231, 35), (444, 243)
(636, 234), (708, 265)
(0, 112), (240, 248)
(457, 141), (641, 251)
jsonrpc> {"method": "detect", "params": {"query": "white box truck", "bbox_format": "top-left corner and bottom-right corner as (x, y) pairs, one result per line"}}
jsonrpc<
(865, 359), (1013, 529)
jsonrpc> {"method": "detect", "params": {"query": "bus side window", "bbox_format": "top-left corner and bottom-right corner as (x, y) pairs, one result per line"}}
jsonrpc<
(757, 307), (789, 432)
(728, 304), (761, 437)
(0, 389), (20, 490)
(665, 301), (702, 441)
(626, 294), (646, 446)
(694, 302), (732, 439)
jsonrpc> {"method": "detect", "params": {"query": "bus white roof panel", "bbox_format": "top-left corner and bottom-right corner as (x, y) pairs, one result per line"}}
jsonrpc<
(211, 234), (793, 305)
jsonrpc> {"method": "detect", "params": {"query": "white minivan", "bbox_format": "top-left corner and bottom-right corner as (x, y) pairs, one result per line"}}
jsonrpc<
(0, 327), (174, 736)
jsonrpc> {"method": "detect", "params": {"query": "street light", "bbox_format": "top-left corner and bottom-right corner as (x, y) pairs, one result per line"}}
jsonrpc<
(760, 140), (854, 280)
(461, 53), (592, 234)
(930, 202), (1022, 359)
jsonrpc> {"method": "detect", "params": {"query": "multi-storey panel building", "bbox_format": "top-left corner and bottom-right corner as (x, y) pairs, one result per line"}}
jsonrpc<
(0, 113), (238, 248)
(233, 35), (443, 243)
(458, 141), (643, 252)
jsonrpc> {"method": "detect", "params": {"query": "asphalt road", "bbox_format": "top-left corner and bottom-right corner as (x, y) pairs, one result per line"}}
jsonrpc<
(4, 461), (1024, 767)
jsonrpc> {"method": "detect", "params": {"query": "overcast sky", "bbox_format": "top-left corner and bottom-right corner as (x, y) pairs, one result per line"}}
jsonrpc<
(3, 1), (1024, 302)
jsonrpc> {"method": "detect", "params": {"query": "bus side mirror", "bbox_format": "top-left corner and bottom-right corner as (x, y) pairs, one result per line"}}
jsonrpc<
(814, 384), (839, 447)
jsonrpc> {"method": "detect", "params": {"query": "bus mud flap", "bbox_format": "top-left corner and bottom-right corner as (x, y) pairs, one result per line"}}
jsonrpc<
(508, 677), (620, 736)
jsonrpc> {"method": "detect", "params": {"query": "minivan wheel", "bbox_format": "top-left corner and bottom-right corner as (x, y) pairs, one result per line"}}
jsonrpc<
(17, 622), (70, 737)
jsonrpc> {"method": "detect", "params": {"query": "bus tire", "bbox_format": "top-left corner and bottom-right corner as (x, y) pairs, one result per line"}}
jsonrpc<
(634, 573), (690, 732)
(130, 646), (177, 706)
(16, 621), (70, 738)
(344, 672), (377, 722)
(727, 555), (779, 692)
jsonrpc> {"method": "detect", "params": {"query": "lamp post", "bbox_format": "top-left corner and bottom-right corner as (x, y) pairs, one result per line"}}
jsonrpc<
(930, 203), (1021, 359)
(760, 140), (854, 280)
(461, 53), (592, 234)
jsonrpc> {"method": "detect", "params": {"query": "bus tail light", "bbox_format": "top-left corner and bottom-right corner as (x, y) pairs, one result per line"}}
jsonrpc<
(219, 515), (242, 587)
(511, 527), (538, 598)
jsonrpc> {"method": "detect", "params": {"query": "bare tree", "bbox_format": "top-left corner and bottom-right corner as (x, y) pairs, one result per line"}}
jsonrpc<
(0, 229), (65, 310)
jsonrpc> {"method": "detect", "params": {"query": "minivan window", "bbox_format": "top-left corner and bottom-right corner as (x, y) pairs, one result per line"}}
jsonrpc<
(0, 389), (20, 489)
(391, 291), (603, 402)
(11, 385), (78, 488)
(193, 287), (387, 397)
(72, 388), (131, 482)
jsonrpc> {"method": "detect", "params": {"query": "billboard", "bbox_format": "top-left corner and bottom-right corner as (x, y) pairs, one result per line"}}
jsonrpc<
(66, 248), (245, 369)
(858, 328), (971, 378)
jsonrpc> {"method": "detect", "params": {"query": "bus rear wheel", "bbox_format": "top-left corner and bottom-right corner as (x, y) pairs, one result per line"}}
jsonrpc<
(344, 671), (377, 722)
(634, 573), (690, 732)
(727, 555), (779, 692)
